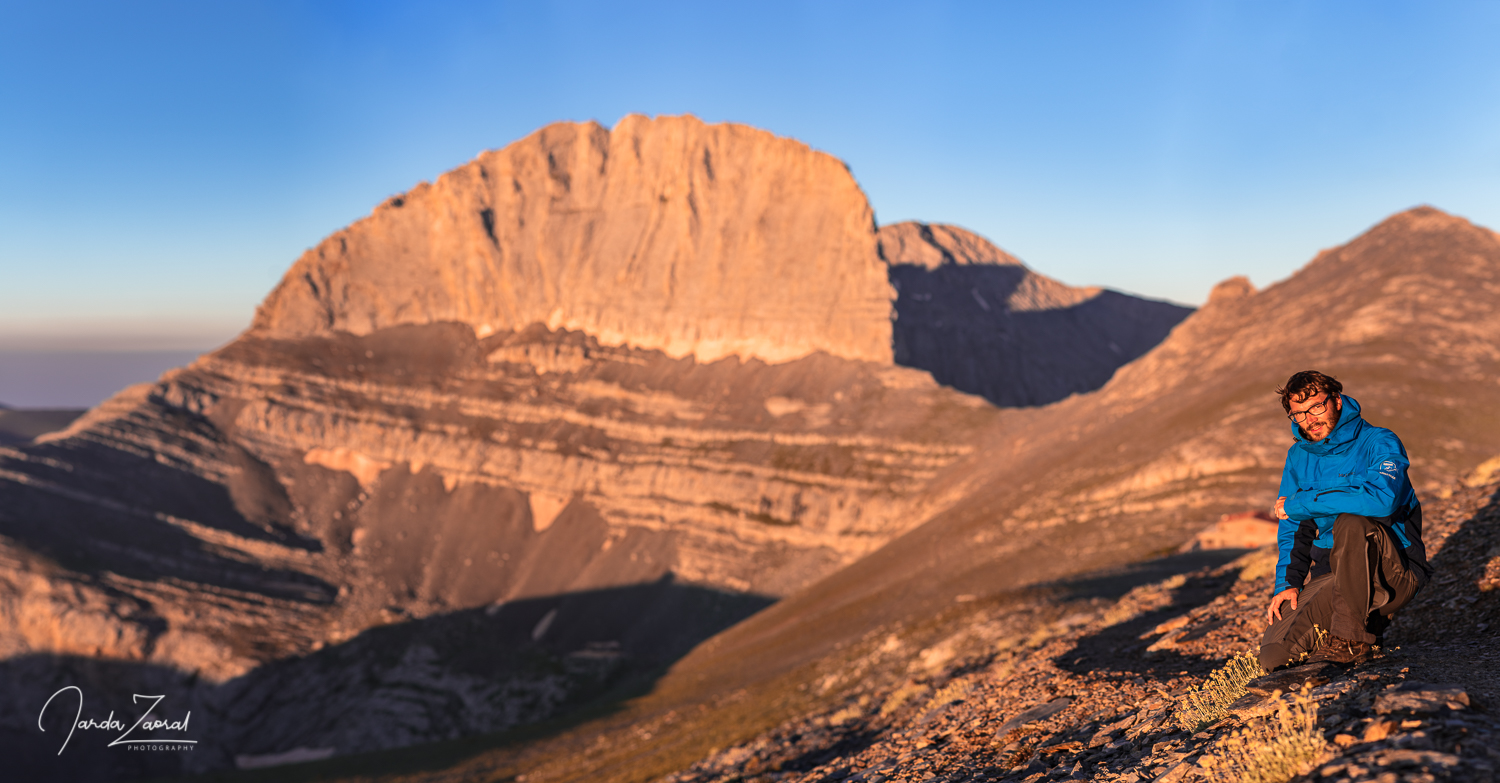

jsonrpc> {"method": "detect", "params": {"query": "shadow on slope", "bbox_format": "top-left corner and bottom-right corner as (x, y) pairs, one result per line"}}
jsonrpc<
(0, 407), (331, 603)
(889, 263), (1191, 407)
(1386, 483), (1500, 686)
(2, 577), (772, 783)
(1048, 552), (1250, 679)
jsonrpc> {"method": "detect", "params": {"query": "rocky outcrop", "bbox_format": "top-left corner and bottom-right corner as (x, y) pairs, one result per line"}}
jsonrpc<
(1177, 511), (1278, 552)
(880, 222), (1193, 406)
(252, 115), (894, 365)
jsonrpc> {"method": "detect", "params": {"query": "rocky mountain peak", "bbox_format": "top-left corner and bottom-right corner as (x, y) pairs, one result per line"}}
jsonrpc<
(878, 221), (1098, 312)
(880, 220), (1191, 406)
(1299, 206), (1494, 276)
(251, 114), (894, 364)
(1205, 275), (1255, 305)
(1386, 204), (1484, 233)
(877, 221), (1024, 269)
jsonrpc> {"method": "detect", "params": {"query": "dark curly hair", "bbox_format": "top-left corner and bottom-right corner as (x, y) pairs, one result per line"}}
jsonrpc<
(1276, 370), (1343, 413)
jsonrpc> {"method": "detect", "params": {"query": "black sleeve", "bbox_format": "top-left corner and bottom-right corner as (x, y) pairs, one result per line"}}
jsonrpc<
(1284, 517), (1318, 590)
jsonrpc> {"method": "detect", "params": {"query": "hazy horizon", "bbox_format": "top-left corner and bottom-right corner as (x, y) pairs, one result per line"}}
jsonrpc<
(0, 349), (207, 409)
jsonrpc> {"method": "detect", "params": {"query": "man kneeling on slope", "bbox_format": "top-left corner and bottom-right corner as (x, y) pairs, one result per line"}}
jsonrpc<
(1259, 370), (1431, 670)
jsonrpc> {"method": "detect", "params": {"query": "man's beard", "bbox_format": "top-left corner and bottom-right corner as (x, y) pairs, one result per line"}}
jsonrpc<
(1299, 405), (1342, 440)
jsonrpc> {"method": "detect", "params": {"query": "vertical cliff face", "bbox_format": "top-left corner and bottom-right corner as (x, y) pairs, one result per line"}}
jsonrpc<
(252, 115), (895, 364)
(880, 221), (1194, 406)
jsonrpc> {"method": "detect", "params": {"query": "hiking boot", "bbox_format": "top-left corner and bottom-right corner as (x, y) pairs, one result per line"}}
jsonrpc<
(1305, 636), (1372, 666)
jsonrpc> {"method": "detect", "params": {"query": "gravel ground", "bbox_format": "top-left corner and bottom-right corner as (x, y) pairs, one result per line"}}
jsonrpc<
(655, 479), (1500, 783)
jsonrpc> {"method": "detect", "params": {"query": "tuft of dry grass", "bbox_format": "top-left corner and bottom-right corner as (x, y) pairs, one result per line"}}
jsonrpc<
(1292, 623), (1330, 665)
(930, 678), (972, 707)
(1209, 688), (1329, 783)
(1176, 651), (1265, 730)
(999, 735), (1040, 769)
(1235, 547), (1279, 584)
(879, 681), (929, 716)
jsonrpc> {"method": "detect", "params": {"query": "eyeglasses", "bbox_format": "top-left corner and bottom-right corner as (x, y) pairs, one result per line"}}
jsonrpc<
(1287, 395), (1332, 423)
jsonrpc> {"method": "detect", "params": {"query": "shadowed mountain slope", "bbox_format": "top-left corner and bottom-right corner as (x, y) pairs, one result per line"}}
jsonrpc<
(880, 222), (1192, 406)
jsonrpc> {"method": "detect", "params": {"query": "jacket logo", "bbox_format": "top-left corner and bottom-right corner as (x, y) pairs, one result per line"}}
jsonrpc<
(1378, 460), (1398, 480)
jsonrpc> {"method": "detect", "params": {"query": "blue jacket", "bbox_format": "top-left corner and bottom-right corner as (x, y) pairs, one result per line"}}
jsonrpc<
(1274, 395), (1428, 594)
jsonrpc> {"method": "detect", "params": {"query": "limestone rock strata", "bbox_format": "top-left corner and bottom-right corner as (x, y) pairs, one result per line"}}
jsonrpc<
(251, 115), (894, 364)
(0, 323), (989, 679)
(0, 321), (993, 776)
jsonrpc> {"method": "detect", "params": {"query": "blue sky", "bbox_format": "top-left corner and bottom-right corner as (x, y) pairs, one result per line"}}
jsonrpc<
(3, 0), (1499, 351)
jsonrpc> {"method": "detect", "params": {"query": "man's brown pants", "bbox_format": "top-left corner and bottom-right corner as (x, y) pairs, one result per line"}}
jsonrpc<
(1259, 513), (1421, 671)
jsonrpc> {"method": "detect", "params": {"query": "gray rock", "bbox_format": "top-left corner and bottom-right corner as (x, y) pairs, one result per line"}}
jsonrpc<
(1244, 662), (1336, 696)
(1366, 749), (1462, 768)
(1125, 709), (1168, 740)
(994, 697), (1072, 738)
(1374, 683), (1471, 714)
(1151, 759), (1192, 783)
(1088, 713), (1136, 747)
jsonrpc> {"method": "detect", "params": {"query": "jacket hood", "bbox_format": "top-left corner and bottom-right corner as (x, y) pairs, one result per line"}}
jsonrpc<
(1291, 394), (1366, 457)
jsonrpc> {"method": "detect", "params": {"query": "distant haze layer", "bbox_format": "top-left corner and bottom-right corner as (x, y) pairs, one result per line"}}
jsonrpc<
(0, 350), (205, 408)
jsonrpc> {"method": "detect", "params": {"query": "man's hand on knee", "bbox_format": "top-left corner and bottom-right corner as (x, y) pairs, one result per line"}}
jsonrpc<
(1267, 587), (1299, 624)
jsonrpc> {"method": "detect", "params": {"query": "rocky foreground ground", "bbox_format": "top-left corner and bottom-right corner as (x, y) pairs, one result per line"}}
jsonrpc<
(655, 475), (1500, 783)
